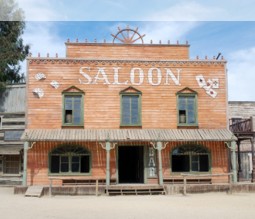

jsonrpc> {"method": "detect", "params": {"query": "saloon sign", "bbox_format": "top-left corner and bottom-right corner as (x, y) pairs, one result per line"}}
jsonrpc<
(79, 67), (181, 86)
(33, 66), (220, 99)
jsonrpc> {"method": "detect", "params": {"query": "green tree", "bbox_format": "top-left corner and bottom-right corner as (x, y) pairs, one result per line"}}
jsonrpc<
(0, 0), (29, 86)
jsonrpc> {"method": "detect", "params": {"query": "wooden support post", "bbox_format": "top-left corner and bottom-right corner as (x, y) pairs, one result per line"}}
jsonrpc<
(251, 137), (255, 183)
(49, 178), (52, 197)
(237, 140), (241, 182)
(183, 176), (187, 196)
(106, 141), (111, 187)
(100, 140), (116, 188)
(157, 141), (163, 186)
(22, 141), (29, 187)
(95, 179), (99, 196)
(231, 141), (237, 183)
(229, 174), (233, 194)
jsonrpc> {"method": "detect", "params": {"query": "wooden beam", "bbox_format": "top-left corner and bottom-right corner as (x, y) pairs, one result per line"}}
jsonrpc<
(251, 137), (255, 183)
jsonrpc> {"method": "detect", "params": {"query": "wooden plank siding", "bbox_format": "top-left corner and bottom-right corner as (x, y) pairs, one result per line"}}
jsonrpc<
(26, 141), (229, 185)
(0, 85), (26, 178)
(26, 141), (111, 186)
(162, 141), (229, 183)
(25, 42), (231, 186)
(27, 60), (227, 130)
(65, 43), (190, 60)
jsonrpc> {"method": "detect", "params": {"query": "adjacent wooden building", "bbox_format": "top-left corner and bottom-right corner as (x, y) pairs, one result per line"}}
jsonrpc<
(0, 84), (26, 184)
(229, 101), (255, 182)
(22, 27), (237, 188)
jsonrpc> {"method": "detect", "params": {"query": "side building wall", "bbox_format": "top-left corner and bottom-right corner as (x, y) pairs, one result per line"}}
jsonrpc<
(228, 101), (255, 181)
(0, 84), (26, 184)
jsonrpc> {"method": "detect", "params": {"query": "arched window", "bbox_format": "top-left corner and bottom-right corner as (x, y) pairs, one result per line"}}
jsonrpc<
(171, 145), (210, 172)
(49, 145), (90, 174)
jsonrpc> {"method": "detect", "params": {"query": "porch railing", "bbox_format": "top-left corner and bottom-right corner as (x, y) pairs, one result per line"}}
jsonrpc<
(229, 118), (253, 133)
(181, 173), (234, 195)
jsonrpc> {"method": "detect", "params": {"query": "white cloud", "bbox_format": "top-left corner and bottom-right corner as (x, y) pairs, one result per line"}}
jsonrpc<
(228, 47), (255, 101)
(20, 22), (65, 75)
(16, 0), (65, 21)
(143, 1), (224, 21)
(23, 22), (65, 56)
(12, 0), (255, 21)
(13, 0), (255, 21)
(139, 22), (199, 44)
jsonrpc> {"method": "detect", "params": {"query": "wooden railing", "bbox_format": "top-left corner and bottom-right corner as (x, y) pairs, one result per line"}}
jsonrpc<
(181, 173), (234, 195)
(229, 118), (253, 133)
(48, 177), (117, 197)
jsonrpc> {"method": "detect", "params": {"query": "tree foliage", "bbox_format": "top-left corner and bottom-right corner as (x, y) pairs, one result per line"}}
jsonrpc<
(0, 0), (30, 86)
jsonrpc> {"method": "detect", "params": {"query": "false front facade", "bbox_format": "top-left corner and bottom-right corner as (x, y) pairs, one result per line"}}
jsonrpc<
(22, 28), (236, 187)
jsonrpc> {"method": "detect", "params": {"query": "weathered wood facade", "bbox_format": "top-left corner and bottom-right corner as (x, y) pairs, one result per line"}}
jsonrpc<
(228, 101), (255, 182)
(22, 28), (237, 187)
(0, 84), (26, 184)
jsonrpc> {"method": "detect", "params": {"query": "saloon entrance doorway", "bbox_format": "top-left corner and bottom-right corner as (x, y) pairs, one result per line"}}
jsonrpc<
(118, 146), (144, 183)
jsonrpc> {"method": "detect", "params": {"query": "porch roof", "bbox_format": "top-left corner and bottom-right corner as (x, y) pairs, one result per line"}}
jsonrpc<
(21, 129), (237, 142)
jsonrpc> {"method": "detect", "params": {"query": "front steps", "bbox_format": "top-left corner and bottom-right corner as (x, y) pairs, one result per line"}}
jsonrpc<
(106, 184), (166, 196)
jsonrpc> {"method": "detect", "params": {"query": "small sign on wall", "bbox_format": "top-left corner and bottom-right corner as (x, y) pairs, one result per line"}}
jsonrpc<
(196, 74), (219, 98)
(147, 147), (157, 177)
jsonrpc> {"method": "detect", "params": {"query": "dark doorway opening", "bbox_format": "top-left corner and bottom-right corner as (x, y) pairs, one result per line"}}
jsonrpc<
(118, 146), (144, 183)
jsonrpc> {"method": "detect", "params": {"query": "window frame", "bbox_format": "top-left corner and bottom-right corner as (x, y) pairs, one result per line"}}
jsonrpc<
(120, 91), (142, 127)
(49, 145), (91, 176)
(62, 92), (84, 127)
(2, 155), (21, 175)
(176, 92), (198, 127)
(171, 145), (211, 174)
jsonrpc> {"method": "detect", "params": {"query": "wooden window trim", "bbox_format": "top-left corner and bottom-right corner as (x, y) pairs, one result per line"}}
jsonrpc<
(49, 145), (91, 176)
(170, 145), (211, 174)
(176, 92), (198, 127)
(2, 155), (21, 175)
(62, 92), (84, 127)
(120, 93), (142, 127)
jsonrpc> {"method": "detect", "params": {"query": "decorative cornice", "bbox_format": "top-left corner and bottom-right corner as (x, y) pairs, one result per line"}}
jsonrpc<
(27, 58), (226, 66)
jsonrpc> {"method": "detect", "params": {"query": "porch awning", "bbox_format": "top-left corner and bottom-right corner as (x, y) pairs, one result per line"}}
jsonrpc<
(21, 129), (237, 142)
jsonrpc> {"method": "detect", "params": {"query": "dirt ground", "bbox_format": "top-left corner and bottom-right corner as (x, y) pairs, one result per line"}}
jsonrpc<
(0, 187), (255, 219)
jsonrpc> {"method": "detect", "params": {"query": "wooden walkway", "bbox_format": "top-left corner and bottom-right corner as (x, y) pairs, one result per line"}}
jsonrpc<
(106, 184), (166, 196)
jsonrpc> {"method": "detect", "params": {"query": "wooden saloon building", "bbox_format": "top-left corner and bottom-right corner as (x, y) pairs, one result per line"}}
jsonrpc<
(21, 27), (237, 191)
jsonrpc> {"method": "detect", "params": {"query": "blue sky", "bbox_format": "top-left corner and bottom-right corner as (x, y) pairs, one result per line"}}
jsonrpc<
(13, 0), (255, 101)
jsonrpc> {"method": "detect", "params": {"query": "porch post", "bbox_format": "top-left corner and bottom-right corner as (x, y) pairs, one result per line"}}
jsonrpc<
(105, 140), (111, 187)
(22, 141), (29, 186)
(237, 140), (241, 182)
(231, 141), (237, 184)
(251, 137), (255, 183)
(156, 141), (163, 186)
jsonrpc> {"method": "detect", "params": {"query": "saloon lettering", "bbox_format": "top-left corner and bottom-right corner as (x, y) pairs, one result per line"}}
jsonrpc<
(79, 67), (181, 86)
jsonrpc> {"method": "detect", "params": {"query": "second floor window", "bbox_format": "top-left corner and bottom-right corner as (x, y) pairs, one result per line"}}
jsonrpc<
(120, 86), (142, 126)
(177, 88), (198, 126)
(62, 86), (84, 127)
(64, 95), (82, 125)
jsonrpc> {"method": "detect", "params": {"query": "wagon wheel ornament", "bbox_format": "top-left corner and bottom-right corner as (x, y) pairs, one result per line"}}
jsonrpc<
(111, 26), (145, 44)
